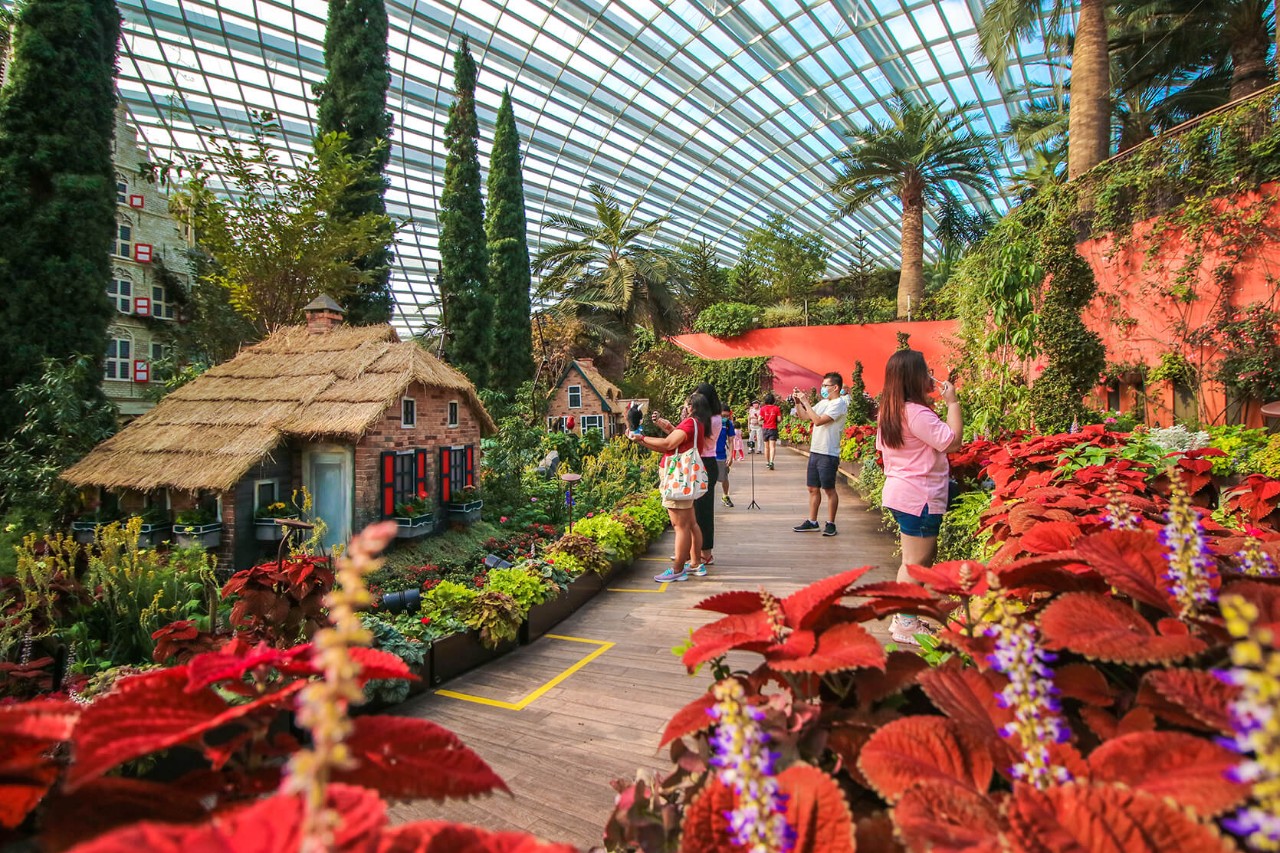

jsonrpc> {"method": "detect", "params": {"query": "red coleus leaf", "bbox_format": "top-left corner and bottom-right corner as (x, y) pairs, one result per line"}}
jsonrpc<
(185, 640), (310, 690)
(893, 778), (1004, 853)
(769, 622), (886, 675)
(678, 777), (747, 853)
(1038, 592), (1207, 664)
(1087, 731), (1249, 817)
(332, 715), (508, 801)
(39, 777), (210, 851)
(1019, 521), (1083, 554)
(660, 690), (719, 748)
(0, 700), (81, 828)
(377, 822), (580, 852)
(992, 554), (1103, 595)
(851, 651), (930, 705)
(907, 561), (988, 597)
(67, 667), (303, 790)
(1054, 663), (1114, 707)
(1005, 781), (1236, 853)
(278, 646), (415, 685)
(1223, 475), (1280, 523)
(1137, 668), (1238, 734)
(849, 580), (952, 600)
(682, 611), (774, 670)
(1078, 706), (1156, 742)
(1072, 530), (1174, 611)
(694, 590), (777, 615)
(854, 812), (904, 853)
(858, 716), (995, 804)
(780, 566), (873, 629)
(918, 661), (1013, 744)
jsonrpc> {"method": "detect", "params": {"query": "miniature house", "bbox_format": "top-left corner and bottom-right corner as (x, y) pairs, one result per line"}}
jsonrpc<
(545, 358), (625, 436)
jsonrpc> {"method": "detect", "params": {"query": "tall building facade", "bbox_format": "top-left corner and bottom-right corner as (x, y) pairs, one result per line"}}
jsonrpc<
(105, 107), (192, 418)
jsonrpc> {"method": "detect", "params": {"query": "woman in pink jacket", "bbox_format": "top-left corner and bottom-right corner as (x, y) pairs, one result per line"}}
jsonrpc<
(875, 349), (962, 645)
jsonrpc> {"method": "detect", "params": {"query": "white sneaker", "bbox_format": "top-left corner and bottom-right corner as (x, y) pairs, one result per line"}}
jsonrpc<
(890, 615), (937, 646)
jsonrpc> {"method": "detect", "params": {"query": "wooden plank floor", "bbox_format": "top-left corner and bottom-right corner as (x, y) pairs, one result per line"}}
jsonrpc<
(389, 447), (901, 848)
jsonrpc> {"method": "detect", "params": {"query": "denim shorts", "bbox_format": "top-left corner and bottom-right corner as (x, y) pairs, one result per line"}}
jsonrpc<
(806, 452), (839, 489)
(890, 506), (945, 538)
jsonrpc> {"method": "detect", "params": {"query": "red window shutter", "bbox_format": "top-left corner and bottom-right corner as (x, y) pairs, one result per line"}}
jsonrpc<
(380, 451), (396, 518)
(438, 447), (451, 504)
(415, 448), (427, 500)
(133, 296), (151, 316)
(132, 359), (149, 383)
(128, 194), (144, 209)
(135, 244), (153, 263)
(464, 445), (475, 488)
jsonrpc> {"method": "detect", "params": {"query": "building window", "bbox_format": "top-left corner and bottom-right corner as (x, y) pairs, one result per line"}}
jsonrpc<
(581, 414), (604, 433)
(448, 400), (459, 427)
(150, 341), (171, 364)
(104, 336), (131, 380)
(400, 396), (416, 428)
(151, 283), (175, 320)
(116, 174), (128, 204)
(115, 221), (132, 259)
(546, 416), (566, 431)
(392, 451), (417, 506)
(107, 274), (132, 313)
(1106, 381), (1121, 412)
(567, 384), (582, 408)
(254, 480), (279, 515)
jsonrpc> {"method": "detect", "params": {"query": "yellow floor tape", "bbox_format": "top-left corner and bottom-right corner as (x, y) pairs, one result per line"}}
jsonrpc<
(434, 634), (614, 710)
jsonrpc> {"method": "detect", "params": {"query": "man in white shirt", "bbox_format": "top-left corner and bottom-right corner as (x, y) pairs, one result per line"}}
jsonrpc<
(791, 372), (849, 536)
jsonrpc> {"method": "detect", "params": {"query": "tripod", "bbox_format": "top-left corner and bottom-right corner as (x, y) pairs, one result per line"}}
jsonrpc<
(746, 439), (762, 510)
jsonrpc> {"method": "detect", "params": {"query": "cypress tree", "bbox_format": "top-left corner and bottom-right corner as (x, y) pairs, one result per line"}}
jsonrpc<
(484, 88), (534, 394)
(0, 0), (119, 434)
(438, 37), (491, 387)
(315, 0), (394, 325)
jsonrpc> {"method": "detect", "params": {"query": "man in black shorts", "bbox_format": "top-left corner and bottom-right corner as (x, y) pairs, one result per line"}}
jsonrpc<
(791, 373), (849, 536)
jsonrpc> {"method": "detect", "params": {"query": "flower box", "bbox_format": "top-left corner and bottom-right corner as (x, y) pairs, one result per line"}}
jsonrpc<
(519, 572), (602, 645)
(172, 522), (223, 549)
(133, 523), (171, 549)
(254, 518), (296, 542)
(70, 520), (110, 544)
(393, 513), (435, 539)
(445, 499), (483, 524)
(430, 628), (516, 686)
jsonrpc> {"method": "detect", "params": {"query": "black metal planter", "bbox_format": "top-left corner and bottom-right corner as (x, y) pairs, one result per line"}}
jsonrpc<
(519, 572), (602, 644)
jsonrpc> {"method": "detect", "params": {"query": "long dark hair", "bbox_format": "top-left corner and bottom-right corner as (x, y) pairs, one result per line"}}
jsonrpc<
(685, 392), (712, 437)
(694, 382), (721, 414)
(877, 349), (932, 448)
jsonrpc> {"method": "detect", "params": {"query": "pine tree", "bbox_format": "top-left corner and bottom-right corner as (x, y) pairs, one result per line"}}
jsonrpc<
(847, 360), (875, 425)
(484, 88), (534, 394)
(315, 0), (394, 325)
(438, 37), (491, 387)
(0, 0), (119, 434)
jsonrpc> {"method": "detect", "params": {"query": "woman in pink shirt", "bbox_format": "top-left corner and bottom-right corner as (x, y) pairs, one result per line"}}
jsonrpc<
(874, 349), (962, 645)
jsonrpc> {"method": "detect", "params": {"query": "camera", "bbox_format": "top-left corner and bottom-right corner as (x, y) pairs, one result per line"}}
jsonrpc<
(747, 439), (756, 450)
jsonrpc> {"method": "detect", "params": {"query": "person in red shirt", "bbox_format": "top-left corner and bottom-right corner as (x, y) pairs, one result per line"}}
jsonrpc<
(631, 392), (711, 583)
(758, 392), (782, 470)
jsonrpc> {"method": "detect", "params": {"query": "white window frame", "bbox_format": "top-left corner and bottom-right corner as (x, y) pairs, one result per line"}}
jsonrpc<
(567, 384), (582, 408)
(116, 173), (128, 204)
(108, 272), (133, 313)
(104, 334), (132, 381)
(400, 396), (416, 428)
(253, 479), (280, 515)
(115, 220), (132, 259)
(546, 416), (567, 431)
(447, 400), (459, 428)
(150, 281), (175, 320)
(581, 414), (604, 433)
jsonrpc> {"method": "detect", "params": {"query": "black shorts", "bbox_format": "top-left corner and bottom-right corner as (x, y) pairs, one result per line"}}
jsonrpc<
(762, 427), (779, 441)
(806, 452), (839, 489)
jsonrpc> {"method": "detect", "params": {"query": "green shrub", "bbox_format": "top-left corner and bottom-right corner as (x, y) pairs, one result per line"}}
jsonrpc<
(421, 580), (479, 629)
(1207, 425), (1269, 476)
(620, 491), (668, 539)
(760, 301), (805, 328)
(572, 514), (634, 560)
(612, 512), (649, 555)
(544, 551), (586, 578)
(359, 615), (427, 705)
(693, 302), (760, 337)
(485, 567), (550, 613)
(937, 490), (995, 562)
(545, 533), (610, 576)
(1245, 434), (1280, 478)
(470, 590), (522, 649)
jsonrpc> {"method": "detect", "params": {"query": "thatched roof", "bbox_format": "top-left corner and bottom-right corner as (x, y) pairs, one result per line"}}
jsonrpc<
(64, 325), (496, 493)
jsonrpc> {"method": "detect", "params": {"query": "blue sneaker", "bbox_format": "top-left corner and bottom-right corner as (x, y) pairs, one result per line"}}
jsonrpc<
(654, 567), (688, 583)
(690, 563), (708, 577)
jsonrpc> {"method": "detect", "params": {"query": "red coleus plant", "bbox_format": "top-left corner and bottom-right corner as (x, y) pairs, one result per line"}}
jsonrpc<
(221, 555), (335, 646)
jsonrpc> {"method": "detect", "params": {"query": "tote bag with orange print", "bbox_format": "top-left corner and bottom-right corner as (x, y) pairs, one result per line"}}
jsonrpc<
(659, 420), (708, 501)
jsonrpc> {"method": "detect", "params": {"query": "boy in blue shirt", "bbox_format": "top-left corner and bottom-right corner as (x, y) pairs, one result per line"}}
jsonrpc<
(716, 408), (736, 507)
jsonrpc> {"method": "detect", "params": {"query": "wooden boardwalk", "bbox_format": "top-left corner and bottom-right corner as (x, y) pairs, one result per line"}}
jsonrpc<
(390, 447), (900, 848)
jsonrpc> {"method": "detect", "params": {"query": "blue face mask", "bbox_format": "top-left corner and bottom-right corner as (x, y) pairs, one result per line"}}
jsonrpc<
(820, 388), (830, 399)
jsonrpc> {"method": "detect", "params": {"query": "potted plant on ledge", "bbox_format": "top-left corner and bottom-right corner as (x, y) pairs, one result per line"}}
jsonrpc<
(70, 506), (120, 544)
(392, 495), (434, 539)
(254, 501), (298, 542)
(127, 505), (172, 548)
(173, 507), (223, 549)
(445, 485), (483, 524)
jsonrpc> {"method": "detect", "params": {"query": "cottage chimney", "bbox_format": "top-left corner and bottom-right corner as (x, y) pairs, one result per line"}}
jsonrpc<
(578, 358), (594, 368)
(304, 294), (345, 334)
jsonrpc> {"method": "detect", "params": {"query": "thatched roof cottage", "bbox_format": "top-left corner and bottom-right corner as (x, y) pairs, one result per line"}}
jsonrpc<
(64, 297), (496, 570)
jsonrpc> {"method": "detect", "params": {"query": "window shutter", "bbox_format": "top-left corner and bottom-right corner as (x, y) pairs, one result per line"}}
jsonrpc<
(135, 244), (153, 263)
(414, 448), (428, 500)
(132, 360), (149, 383)
(439, 447), (451, 504)
(464, 444), (475, 488)
(133, 296), (151, 317)
(128, 194), (144, 209)
(380, 451), (396, 518)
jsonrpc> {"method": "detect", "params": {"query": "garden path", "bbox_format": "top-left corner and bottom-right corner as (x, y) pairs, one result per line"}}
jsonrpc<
(388, 447), (900, 848)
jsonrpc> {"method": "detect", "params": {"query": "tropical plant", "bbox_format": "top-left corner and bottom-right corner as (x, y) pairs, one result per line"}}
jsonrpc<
(693, 301), (759, 338)
(830, 92), (996, 318)
(533, 183), (682, 344)
(358, 614), (426, 705)
(544, 532), (610, 577)
(484, 566), (551, 613)
(313, 0), (394, 324)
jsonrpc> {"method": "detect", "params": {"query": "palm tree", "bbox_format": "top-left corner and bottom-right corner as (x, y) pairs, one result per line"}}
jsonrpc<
(979, 0), (1112, 178)
(532, 183), (682, 343)
(829, 93), (995, 318)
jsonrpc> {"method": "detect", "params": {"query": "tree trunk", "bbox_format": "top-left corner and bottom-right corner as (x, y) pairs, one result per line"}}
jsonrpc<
(1067, 0), (1111, 180)
(1230, 6), (1272, 101)
(897, 199), (925, 319)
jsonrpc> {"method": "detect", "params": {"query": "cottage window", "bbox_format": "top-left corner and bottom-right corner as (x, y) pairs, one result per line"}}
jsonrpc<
(1106, 381), (1120, 412)
(108, 274), (132, 313)
(254, 480), (279, 514)
(401, 396), (416, 428)
(104, 336), (131, 380)
(116, 174), (128, 204)
(151, 283), (175, 320)
(392, 451), (416, 505)
(439, 445), (474, 504)
(567, 384), (582, 408)
(447, 400), (459, 427)
(115, 221), (132, 259)
(546, 416), (566, 431)
(581, 414), (604, 433)
(150, 342), (171, 364)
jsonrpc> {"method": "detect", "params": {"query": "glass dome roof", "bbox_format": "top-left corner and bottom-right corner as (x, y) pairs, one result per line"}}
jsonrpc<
(117, 0), (1056, 333)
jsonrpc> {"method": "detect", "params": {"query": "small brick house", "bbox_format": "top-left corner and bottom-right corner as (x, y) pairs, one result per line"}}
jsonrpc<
(63, 297), (496, 571)
(545, 358), (626, 436)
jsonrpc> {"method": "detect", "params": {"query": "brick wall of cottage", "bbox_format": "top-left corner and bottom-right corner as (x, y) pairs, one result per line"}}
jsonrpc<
(546, 365), (618, 434)
(351, 384), (483, 532)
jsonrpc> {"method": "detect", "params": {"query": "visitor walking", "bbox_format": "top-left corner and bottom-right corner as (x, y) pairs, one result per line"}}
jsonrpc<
(717, 407), (736, 507)
(747, 401), (763, 453)
(631, 393), (710, 583)
(692, 382), (722, 570)
(759, 393), (782, 469)
(791, 373), (849, 536)
(875, 350), (962, 644)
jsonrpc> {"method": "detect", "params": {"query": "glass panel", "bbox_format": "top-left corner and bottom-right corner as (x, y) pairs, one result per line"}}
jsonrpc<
(307, 450), (350, 551)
